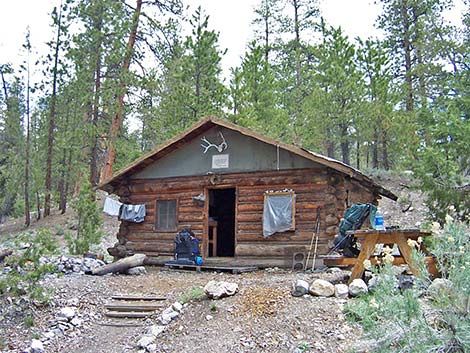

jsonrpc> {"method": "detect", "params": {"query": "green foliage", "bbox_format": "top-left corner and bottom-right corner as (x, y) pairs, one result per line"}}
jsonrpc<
(414, 111), (470, 223)
(24, 315), (35, 328)
(179, 286), (205, 304)
(67, 178), (103, 255)
(346, 221), (470, 352)
(210, 302), (217, 312)
(0, 229), (58, 302)
(297, 342), (311, 352)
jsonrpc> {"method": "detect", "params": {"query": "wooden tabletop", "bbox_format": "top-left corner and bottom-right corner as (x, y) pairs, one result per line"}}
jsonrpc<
(347, 228), (431, 240)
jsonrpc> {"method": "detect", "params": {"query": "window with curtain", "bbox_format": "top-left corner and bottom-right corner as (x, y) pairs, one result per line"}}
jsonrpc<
(263, 191), (295, 237)
(156, 199), (177, 231)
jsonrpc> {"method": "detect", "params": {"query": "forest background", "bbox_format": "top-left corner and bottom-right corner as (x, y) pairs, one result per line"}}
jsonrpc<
(0, 0), (469, 228)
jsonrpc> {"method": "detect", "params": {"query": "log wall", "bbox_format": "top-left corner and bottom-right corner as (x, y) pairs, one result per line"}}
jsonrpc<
(108, 168), (377, 266)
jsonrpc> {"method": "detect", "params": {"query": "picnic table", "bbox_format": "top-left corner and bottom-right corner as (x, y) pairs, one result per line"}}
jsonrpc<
(324, 229), (436, 283)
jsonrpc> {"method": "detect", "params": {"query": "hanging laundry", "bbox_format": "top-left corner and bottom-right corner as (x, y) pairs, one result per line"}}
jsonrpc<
(103, 197), (123, 217)
(119, 204), (146, 223)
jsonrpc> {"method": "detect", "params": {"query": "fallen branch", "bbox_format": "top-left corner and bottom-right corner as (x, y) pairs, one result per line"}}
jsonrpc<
(91, 253), (146, 276)
(0, 249), (13, 262)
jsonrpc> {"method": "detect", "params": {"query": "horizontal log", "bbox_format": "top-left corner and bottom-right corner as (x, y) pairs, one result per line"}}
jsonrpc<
(92, 254), (146, 276)
(111, 295), (167, 301)
(236, 232), (332, 242)
(105, 311), (154, 319)
(236, 243), (311, 257)
(126, 233), (175, 241)
(126, 242), (174, 253)
(104, 303), (164, 311)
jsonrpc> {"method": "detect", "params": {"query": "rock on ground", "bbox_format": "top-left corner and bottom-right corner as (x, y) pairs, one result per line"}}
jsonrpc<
(349, 279), (368, 297)
(203, 280), (238, 299)
(334, 284), (349, 299)
(291, 279), (309, 297)
(309, 279), (335, 297)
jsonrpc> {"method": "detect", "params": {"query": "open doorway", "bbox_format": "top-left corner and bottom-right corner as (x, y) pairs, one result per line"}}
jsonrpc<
(208, 188), (236, 257)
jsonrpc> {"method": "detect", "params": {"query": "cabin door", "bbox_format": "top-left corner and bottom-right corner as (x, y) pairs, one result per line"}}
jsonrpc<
(207, 188), (236, 257)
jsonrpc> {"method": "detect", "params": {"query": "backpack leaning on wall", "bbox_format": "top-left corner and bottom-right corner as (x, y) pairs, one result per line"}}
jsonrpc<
(173, 228), (195, 265)
(331, 203), (377, 257)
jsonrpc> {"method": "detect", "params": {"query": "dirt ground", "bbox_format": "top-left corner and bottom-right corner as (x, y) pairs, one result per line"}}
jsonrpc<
(0, 267), (357, 353)
(0, 173), (428, 353)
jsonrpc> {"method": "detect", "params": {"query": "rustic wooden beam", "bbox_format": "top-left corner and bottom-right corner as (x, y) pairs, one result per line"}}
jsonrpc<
(91, 253), (146, 275)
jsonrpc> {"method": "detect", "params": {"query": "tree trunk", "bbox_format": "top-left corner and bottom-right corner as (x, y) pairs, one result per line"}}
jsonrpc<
(372, 127), (379, 169)
(24, 48), (31, 227)
(382, 129), (390, 170)
(340, 124), (350, 165)
(92, 253), (147, 275)
(264, 0), (270, 62)
(36, 191), (41, 221)
(90, 2), (104, 188)
(400, 0), (414, 112)
(100, 0), (143, 182)
(356, 140), (360, 169)
(45, 4), (64, 217)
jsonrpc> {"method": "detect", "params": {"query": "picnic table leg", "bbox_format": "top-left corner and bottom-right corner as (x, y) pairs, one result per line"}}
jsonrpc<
(349, 234), (379, 284)
(396, 235), (419, 276)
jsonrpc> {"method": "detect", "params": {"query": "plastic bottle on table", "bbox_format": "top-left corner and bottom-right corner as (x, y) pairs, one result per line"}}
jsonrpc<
(375, 209), (385, 230)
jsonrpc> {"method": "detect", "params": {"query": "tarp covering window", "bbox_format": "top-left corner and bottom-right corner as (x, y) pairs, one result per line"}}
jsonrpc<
(263, 192), (295, 237)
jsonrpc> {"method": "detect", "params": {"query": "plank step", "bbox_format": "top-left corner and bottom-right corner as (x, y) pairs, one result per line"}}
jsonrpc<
(104, 302), (164, 311)
(105, 311), (157, 319)
(164, 263), (257, 274)
(111, 295), (167, 301)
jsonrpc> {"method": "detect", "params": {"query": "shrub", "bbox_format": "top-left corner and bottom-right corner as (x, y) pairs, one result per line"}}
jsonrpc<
(66, 178), (103, 255)
(0, 228), (58, 303)
(179, 286), (205, 304)
(346, 220), (470, 353)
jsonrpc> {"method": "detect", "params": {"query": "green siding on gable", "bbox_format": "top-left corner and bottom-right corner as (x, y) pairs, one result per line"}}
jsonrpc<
(132, 127), (320, 179)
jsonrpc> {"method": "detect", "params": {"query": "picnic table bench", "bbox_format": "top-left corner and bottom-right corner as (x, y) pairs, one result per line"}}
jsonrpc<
(323, 229), (437, 283)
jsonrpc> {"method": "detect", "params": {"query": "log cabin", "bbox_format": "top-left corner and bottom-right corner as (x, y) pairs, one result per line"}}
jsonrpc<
(98, 116), (397, 268)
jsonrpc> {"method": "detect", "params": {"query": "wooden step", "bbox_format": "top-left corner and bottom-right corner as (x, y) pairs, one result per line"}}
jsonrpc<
(111, 294), (167, 301)
(105, 311), (157, 319)
(104, 302), (164, 312)
(165, 263), (257, 274)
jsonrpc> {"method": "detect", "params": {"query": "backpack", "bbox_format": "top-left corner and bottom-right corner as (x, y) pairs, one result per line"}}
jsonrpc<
(332, 203), (377, 257)
(174, 229), (194, 261)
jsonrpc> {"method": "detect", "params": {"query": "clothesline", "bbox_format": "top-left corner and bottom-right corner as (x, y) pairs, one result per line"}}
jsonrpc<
(103, 197), (146, 223)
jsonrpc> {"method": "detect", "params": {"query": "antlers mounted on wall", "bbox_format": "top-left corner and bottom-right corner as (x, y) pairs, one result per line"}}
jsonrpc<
(200, 132), (228, 154)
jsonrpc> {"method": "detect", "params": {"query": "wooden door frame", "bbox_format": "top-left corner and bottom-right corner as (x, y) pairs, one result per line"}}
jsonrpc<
(203, 185), (238, 258)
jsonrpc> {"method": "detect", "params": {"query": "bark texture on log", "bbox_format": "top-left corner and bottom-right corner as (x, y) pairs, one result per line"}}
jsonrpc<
(92, 253), (146, 275)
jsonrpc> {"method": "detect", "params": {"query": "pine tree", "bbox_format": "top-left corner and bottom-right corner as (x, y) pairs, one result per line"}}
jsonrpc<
(67, 177), (103, 255)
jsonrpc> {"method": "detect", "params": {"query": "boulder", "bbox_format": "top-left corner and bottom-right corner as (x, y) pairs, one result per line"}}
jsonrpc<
(291, 279), (309, 297)
(147, 325), (165, 338)
(334, 284), (349, 299)
(126, 266), (147, 275)
(428, 278), (453, 298)
(137, 335), (155, 349)
(57, 307), (75, 321)
(309, 279), (335, 297)
(30, 339), (44, 353)
(203, 281), (238, 299)
(349, 279), (368, 297)
(172, 302), (183, 313)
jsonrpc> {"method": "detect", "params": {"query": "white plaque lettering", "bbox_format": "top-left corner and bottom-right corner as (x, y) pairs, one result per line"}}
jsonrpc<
(212, 154), (229, 169)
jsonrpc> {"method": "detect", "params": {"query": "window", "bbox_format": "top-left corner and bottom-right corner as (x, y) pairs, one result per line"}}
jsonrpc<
(156, 199), (177, 231)
(263, 191), (295, 237)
